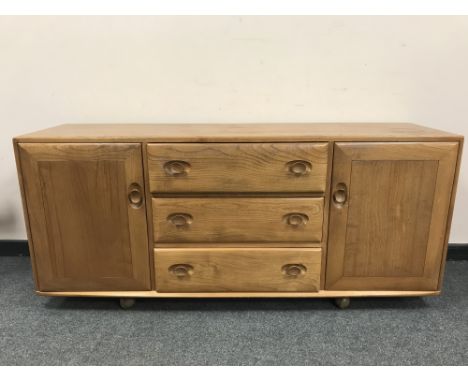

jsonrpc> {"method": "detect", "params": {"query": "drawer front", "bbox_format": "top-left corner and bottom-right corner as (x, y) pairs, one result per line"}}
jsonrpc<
(155, 248), (321, 292)
(147, 143), (329, 193)
(153, 197), (324, 243)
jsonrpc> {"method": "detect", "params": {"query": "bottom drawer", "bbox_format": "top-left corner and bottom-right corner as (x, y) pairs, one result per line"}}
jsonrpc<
(154, 248), (321, 292)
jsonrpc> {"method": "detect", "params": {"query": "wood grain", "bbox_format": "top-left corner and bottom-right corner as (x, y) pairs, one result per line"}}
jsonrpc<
(35, 290), (440, 298)
(141, 144), (157, 291)
(152, 197), (324, 244)
(147, 143), (328, 193)
(13, 124), (462, 299)
(325, 142), (459, 291)
(18, 143), (151, 291)
(344, 160), (438, 277)
(320, 142), (334, 289)
(437, 138), (464, 289)
(13, 142), (41, 289)
(154, 248), (321, 292)
(15, 123), (462, 143)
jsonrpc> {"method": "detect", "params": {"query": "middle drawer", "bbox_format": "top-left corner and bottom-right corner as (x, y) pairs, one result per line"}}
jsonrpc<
(152, 197), (324, 244)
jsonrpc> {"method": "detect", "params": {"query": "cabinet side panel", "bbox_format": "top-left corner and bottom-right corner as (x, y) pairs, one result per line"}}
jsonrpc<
(13, 140), (41, 289)
(437, 138), (464, 289)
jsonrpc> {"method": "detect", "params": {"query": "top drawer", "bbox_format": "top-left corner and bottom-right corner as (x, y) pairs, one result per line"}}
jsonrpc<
(147, 143), (329, 193)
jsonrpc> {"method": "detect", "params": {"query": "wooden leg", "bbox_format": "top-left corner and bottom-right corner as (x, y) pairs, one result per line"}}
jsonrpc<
(119, 298), (136, 309)
(334, 297), (351, 309)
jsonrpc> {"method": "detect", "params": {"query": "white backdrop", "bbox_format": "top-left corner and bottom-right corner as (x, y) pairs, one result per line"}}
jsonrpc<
(0, 16), (466, 241)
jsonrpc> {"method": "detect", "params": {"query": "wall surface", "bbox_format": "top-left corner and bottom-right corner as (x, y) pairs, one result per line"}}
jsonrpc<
(0, 16), (467, 241)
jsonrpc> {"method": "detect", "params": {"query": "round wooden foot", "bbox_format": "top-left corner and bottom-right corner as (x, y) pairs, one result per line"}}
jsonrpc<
(119, 298), (136, 309)
(334, 297), (351, 309)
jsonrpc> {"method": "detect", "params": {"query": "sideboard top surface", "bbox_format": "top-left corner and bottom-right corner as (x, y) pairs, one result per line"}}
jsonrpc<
(14, 123), (463, 143)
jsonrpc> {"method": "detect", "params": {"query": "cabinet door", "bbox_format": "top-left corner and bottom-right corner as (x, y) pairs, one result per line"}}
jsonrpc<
(326, 142), (458, 291)
(19, 143), (151, 291)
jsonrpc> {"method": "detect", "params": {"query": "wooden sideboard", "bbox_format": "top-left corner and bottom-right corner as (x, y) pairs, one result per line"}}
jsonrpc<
(14, 123), (463, 309)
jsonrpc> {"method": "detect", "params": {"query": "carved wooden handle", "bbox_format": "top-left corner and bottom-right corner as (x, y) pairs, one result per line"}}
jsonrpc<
(287, 160), (312, 176)
(127, 183), (143, 209)
(284, 213), (309, 227)
(333, 182), (348, 206)
(282, 264), (307, 277)
(167, 213), (193, 227)
(169, 264), (194, 278)
(164, 160), (191, 176)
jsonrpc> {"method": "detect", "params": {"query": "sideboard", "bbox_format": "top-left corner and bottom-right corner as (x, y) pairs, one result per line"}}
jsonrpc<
(14, 123), (463, 309)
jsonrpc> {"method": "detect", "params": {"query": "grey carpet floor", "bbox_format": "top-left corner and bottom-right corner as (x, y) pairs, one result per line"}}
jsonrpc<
(0, 256), (467, 365)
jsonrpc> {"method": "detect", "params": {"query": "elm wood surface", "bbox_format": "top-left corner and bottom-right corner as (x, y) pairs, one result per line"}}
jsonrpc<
(147, 143), (328, 193)
(319, 142), (334, 289)
(17, 143), (151, 291)
(13, 143), (41, 288)
(152, 197), (324, 244)
(436, 140), (464, 289)
(325, 142), (459, 291)
(35, 290), (440, 298)
(13, 123), (463, 299)
(154, 248), (322, 292)
(141, 145), (157, 291)
(15, 123), (462, 143)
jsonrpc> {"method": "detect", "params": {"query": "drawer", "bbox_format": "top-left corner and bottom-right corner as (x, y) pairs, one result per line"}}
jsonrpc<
(154, 248), (322, 292)
(147, 143), (328, 193)
(153, 197), (324, 244)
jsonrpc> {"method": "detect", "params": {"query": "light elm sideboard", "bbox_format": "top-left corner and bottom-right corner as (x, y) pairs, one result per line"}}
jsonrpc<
(14, 123), (463, 309)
